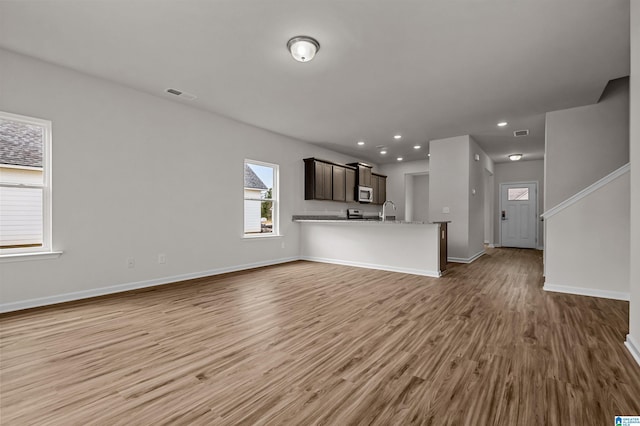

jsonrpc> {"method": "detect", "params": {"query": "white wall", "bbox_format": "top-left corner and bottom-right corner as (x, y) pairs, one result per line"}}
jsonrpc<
(544, 172), (630, 300)
(429, 136), (470, 260)
(0, 48), (367, 309)
(468, 137), (492, 258)
(429, 135), (493, 261)
(493, 160), (544, 247)
(545, 78), (629, 208)
(379, 159), (429, 220)
(628, 0), (640, 365)
(544, 74), (630, 305)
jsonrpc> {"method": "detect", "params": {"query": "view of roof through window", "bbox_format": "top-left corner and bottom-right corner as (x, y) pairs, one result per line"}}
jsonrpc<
(0, 120), (43, 168)
(0, 118), (45, 249)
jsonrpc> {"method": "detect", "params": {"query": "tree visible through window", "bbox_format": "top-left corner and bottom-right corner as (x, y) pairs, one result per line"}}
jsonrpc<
(0, 111), (52, 253)
(244, 160), (278, 236)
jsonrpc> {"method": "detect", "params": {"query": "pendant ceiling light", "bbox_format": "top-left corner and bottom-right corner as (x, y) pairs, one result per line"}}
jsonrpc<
(287, 36), (320, 62)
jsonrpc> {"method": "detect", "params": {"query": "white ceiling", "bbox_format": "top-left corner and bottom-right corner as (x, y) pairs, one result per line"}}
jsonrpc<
(0, 0), (630, 164)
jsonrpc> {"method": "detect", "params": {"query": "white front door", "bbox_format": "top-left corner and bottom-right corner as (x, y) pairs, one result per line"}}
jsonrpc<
(500, 182), (537, 248)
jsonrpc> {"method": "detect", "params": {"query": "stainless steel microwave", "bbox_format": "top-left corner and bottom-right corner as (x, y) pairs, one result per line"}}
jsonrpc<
(358, 186), (373, 203)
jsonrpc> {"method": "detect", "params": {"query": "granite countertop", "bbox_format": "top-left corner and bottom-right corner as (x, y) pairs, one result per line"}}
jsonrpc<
(291, 215), (430, 225)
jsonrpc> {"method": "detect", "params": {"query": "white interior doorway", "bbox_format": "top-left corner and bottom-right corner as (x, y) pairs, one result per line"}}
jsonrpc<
(500, 181), (538, 248)
(404, 173), (429, 222)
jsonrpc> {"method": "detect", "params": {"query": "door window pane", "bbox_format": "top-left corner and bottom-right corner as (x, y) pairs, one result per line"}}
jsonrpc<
(508, 188), (529, 201)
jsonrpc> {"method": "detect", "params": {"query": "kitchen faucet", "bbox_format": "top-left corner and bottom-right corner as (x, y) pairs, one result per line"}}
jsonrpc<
(381, 200), (396, 222)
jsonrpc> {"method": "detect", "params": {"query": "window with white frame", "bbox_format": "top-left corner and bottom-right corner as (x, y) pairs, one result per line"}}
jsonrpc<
(243, 160), (278, 236)
(0, 111), (52, 254)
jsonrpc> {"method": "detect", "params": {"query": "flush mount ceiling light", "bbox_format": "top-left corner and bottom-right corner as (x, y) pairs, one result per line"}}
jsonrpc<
(394, 134), (402, 140)
(357, 141), (365, 146)
(414, 145), (421, 149)
(397, 157), (403, 161)
(497, 121), (508, 127)
(380, 149), (388, 155)
(509, 154), (523, 161)
(287, 36), (320, 62)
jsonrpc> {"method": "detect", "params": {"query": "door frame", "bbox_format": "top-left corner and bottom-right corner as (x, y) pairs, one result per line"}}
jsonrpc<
(404, 171), (428, 222)
(499, 180), (539, 248)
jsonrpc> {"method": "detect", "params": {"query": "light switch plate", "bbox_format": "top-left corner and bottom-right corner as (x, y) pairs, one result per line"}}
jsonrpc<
(442, 207), (450, 214)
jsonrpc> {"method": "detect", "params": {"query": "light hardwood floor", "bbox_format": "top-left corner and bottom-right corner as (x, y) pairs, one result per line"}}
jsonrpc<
(1, 248), (639, 425)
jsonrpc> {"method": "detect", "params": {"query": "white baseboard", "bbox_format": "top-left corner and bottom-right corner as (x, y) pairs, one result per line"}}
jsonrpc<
(484, 240), (490, 244)
(0, 257), (300, 313)
(300, 256), (440, 278)
(543, 282), (629, 301)
(448, 250), (485, 264)
(488, 244), (501, 248)
(625, 334), (640, 367)
(536, 246), (544, 251)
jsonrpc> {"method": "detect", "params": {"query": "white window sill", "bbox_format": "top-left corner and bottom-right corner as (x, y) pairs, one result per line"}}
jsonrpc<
(0, 251), (63, 263)
(243, 234), (282, 240)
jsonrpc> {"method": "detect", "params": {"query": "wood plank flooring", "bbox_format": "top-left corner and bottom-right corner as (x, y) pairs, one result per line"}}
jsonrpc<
(1, 248), (639, 425)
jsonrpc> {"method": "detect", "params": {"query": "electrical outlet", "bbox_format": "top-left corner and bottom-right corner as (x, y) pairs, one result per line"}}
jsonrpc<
(158, 253), (166, 264)
(127, 257), (135, 268)
(442, 207), (450, 214)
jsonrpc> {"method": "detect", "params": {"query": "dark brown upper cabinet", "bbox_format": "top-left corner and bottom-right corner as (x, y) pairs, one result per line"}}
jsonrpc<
(372, 173), (387, 205)
(305, 158), (382, 204)
(304, 158), (332, 200)
(332, 165), (346, 202)
(345, 168), (356, 202)
(347, 162), (372, 188)
(304, 158), (357, 202)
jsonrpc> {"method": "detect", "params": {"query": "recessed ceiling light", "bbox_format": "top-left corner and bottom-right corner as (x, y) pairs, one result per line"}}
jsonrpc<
(394, 135), (402, 139)
(357, 141), (365, 146)
(397, 157), (403, 161)
(287, 36), (320, 62)
(508, 154), (523, 161)
(414, 145), (421, 149)
(498, 121), (508, 127)
(380, 150), (387, 155)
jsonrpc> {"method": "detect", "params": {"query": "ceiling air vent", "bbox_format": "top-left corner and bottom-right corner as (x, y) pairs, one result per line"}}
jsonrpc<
(165, 88), (197, 101)
(514, 129), (529, 137)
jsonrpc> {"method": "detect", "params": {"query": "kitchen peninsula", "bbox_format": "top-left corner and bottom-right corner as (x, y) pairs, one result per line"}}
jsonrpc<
(293, 216), (447, 277)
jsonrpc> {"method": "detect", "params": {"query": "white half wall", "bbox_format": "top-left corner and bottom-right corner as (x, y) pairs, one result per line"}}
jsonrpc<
(544, 171), (630, 300)
(299, 222), (441, 277)
(0, 48), (364, 310)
